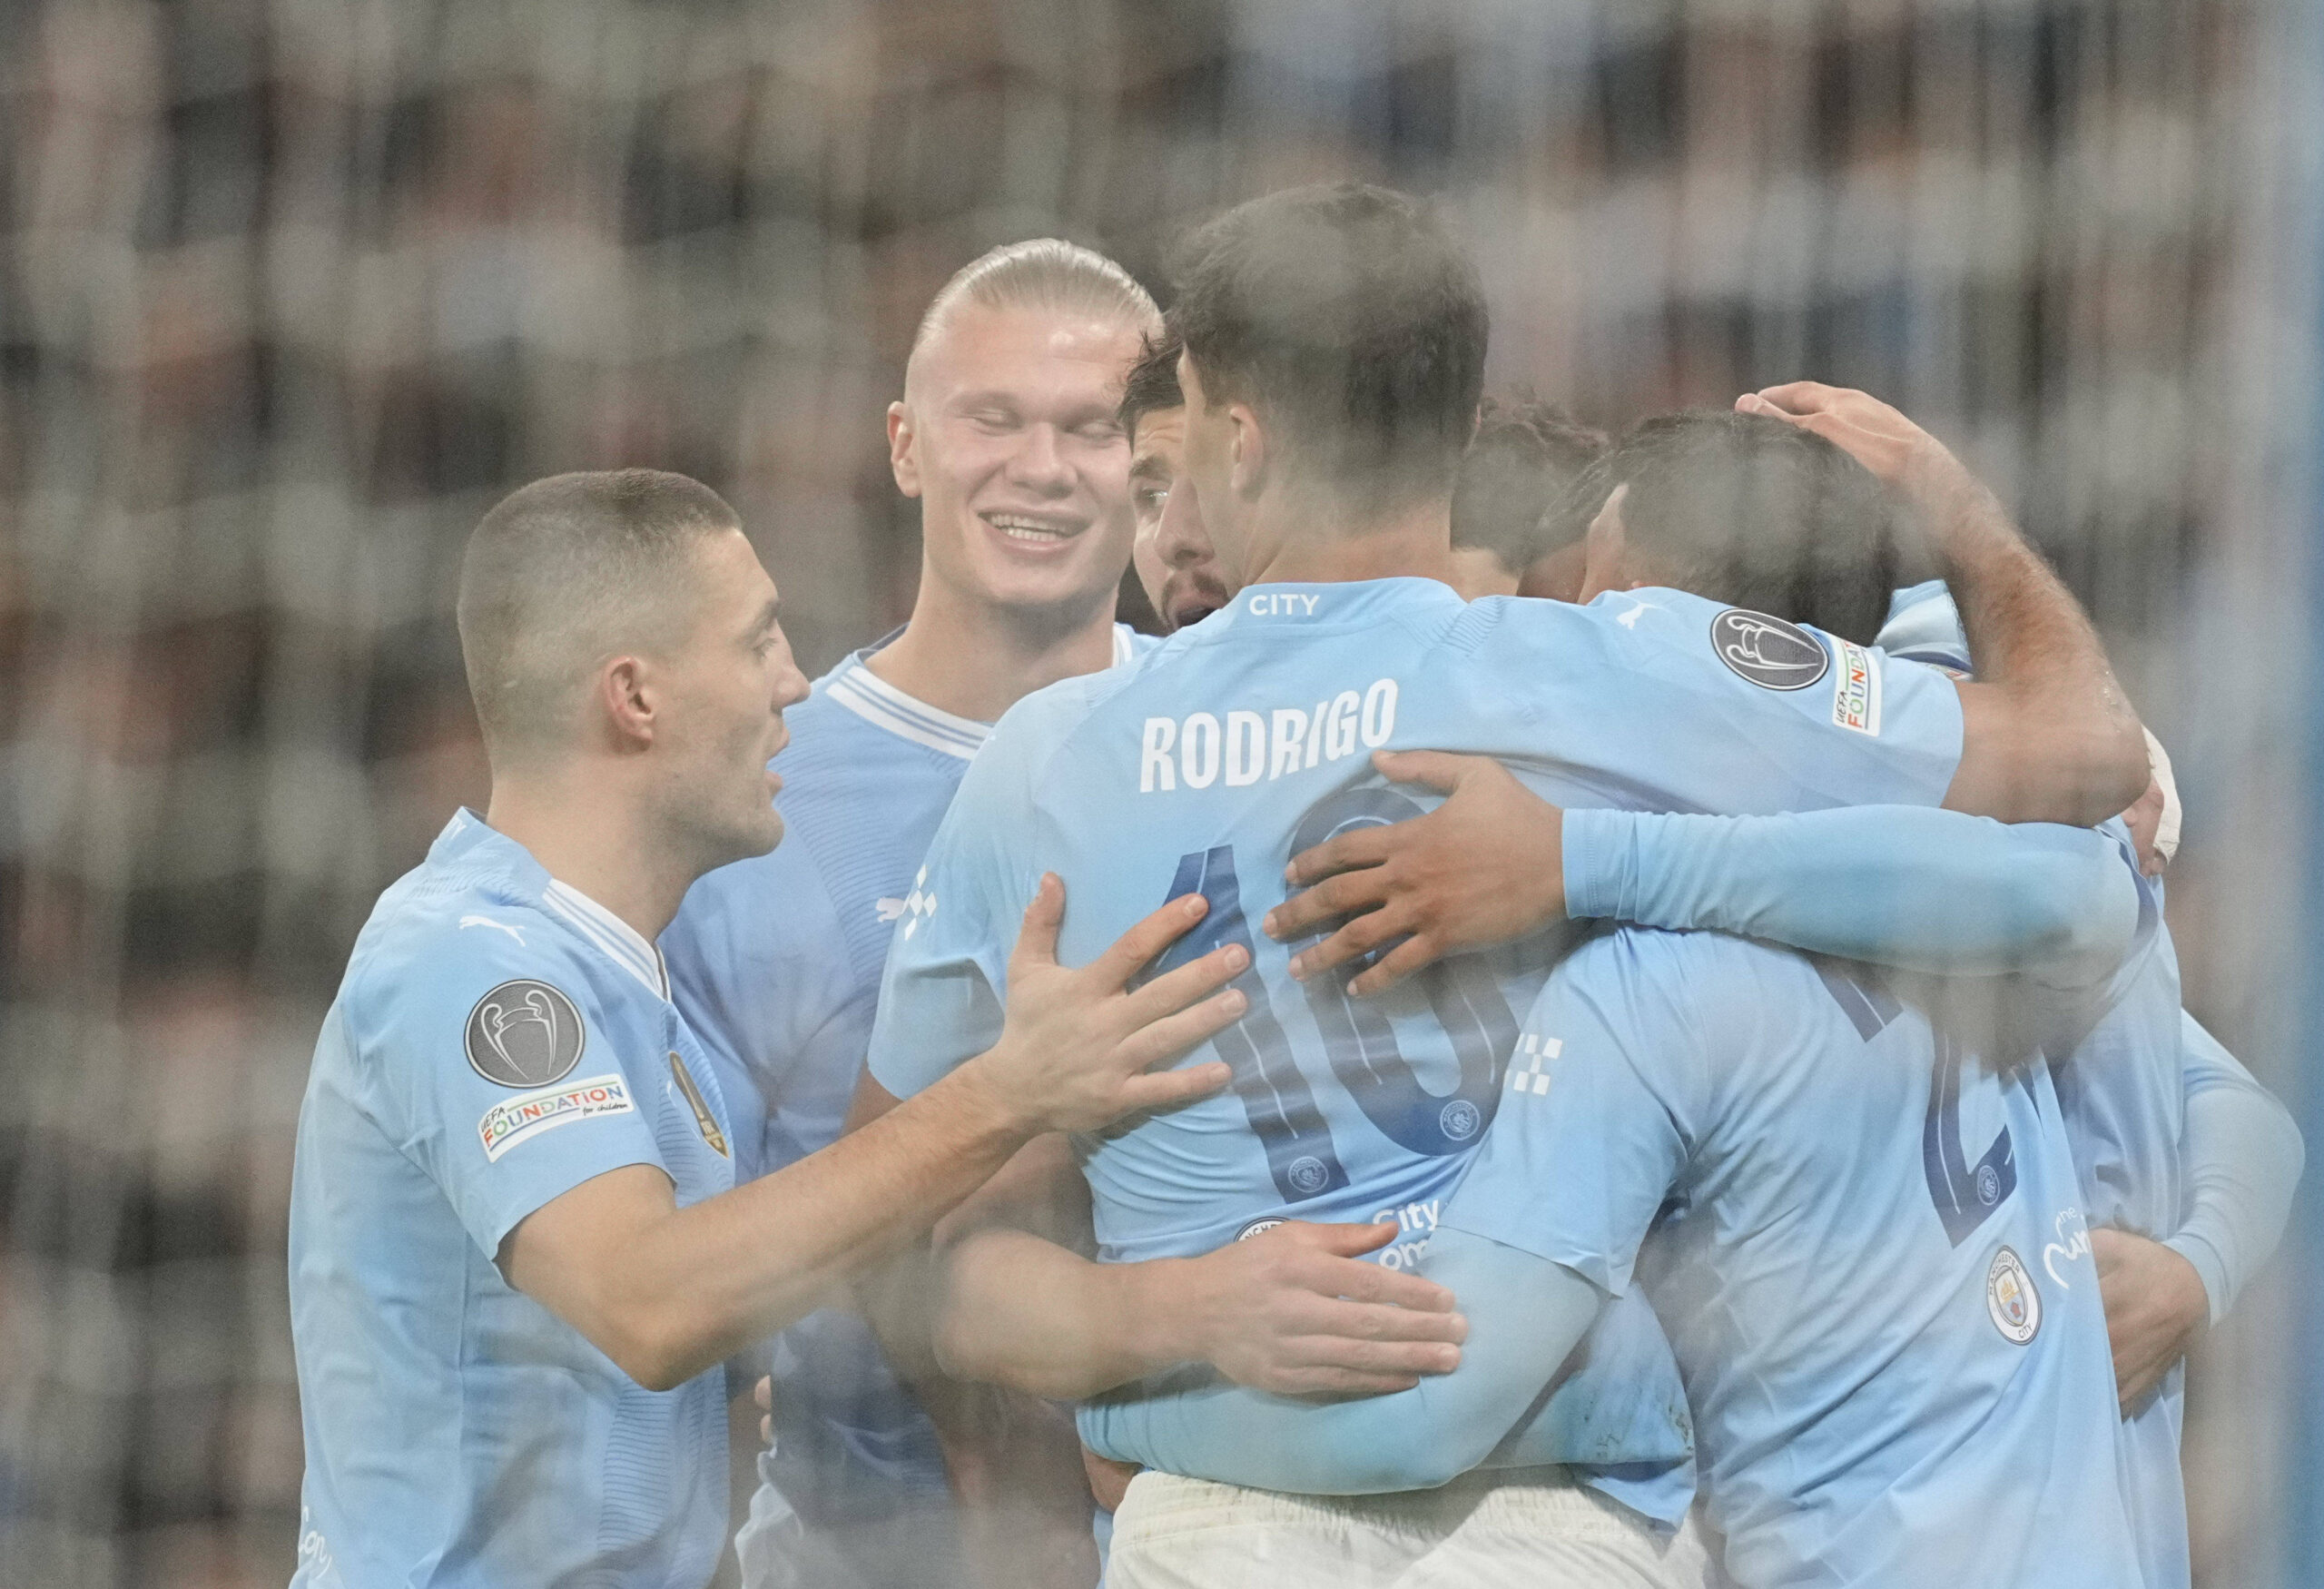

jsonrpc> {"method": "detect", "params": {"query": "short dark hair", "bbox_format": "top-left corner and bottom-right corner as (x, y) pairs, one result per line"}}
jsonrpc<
(1450, 396), (1610, 572)
(458, 469), (740, 759)
(1118, 324), (1184, 441)
(1168, 183), (1488, 500)
(1590, 410), (1898, 644)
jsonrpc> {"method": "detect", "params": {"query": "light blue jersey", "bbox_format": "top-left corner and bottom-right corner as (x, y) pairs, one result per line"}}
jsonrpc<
(288, 812), (736, 1589)
(1879, 582), (2198, 1587)
(871, 577), (1965, 1514)
(1447, 927), (2145, 1589)
(661, 627), (1141, 1561)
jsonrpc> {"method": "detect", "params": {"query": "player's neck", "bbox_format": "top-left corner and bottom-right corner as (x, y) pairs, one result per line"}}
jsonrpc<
(867, 574), (1118, 724)
(1237, 489), (1460, 591)
(484, 772), (697, 944)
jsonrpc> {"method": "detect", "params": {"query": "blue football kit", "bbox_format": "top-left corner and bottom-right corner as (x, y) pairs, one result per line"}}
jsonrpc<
(288, 811), (736, 1589)
(871, 577), (1968, 1518)
(1875, 582), (2302, 1589)
(661, 627), (1141, 1569)
(1445, 926), (2151, 1589)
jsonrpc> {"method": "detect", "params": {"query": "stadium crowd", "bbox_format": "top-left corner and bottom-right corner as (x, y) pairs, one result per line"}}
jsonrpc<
(282, 183), (2299, 1589)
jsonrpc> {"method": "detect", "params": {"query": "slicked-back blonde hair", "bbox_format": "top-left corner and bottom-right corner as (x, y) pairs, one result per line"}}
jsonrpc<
(910, 238), (1158, 364)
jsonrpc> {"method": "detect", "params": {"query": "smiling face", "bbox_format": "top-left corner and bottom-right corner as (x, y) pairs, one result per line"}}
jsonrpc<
(890, 303), (1147, 625)
(1129, 406), (1232, 631)
(647, 527), (810, 866)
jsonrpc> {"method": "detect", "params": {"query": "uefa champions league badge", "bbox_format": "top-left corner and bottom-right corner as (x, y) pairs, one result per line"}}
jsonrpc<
(1985, 1245), (2042, 1345)
(1236, 1218), (1285, 1242)
(466, 979), (587, 1088)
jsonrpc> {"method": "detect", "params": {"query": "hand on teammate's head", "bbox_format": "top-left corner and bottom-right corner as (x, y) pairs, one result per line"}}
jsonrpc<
(970, 876), (1245, 1134)
(1738, 382), (1965, 506)
(1263, 752), (1566, 997)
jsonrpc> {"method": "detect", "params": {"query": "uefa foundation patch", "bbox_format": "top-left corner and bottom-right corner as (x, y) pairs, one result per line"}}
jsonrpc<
(1831, 638), (1884, 735)
(1985, 1245), (2041, 1344)
(478, 1073), (634, 1161)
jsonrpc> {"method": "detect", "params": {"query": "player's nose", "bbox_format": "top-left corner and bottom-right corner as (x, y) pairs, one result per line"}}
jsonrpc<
(1005, 423), (1075, 494)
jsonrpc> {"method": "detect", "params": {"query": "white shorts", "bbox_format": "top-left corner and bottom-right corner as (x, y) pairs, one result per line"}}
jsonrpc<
(1105, 1466), (1711, 1589)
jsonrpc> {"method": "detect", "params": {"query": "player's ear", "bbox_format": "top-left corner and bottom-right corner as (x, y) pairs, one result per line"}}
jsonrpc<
(1578, 482), (1630, 603)
(888, 400), (921, 498)
(1227, 401), (1267, 498)
(597, 655), (657, 751)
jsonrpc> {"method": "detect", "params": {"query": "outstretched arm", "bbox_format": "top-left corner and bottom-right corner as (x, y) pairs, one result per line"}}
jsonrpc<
(1741, 383), (2147, 826)
(1078, 1229), (1600, 1495)
(936, 1219), (1466, 1402)
(1561, 804), (2139, 989)
(1265, 752), (2137, 996)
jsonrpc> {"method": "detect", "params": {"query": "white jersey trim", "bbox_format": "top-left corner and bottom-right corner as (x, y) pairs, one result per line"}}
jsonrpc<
(828, 625), (1142, 760)
(543, 879), (670, 1000)
(825, 657), (991, 759)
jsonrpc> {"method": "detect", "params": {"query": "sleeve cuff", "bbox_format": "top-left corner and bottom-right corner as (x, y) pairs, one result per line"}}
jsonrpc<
(1561, 807), (1637, 922)
(2162, 1230), (2232, 1327)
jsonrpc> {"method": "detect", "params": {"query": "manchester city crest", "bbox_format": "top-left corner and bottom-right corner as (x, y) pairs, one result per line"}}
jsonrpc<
(465, 979), (587, 1088)
(1985, 1244), (2041, 1345)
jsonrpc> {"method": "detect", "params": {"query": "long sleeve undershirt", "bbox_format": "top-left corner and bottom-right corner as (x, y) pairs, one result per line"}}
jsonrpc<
(1077, 1229), (1600, 1495)
(2167, 1012), (2305, 1326)
(1561, 805), (2140, 988)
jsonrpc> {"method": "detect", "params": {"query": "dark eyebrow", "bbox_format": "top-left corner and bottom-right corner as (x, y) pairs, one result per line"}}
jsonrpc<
(1128, 453), (1171, 484)
(746, 597), (780, 638)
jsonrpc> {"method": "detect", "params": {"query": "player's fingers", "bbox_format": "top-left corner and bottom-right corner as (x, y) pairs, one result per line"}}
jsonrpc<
(1294, 1248), (1460, 1316)
(753, 1376), (773, 1410)
(1115, 988), (1248, 1070)
(1346, 933), (1444, 998)
(760, 1414), (773, 1444)
(1287, 1296), (1469, 1349)
(1266, 867), (1392, 943)
(1086, 891), (1212, 990)
(1289, 905), (1410, 982)
(1286, 1220), (1403, 1260)
(1752, 380), (1846, 413)
(1007, 873), (1067, 975)
(1114, 1058), (1236, 1116)
(1283, 825), (1394, 887)
(1371, 748), (1490, 794)
(1258, 1366), (1424, 1398)
(1286, 1325), (1467, 1371)
(1120, 942), (1248, 1026)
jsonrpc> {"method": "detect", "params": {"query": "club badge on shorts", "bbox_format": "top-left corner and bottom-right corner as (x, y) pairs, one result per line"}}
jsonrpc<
(1986, 1244), (2041, 1345)
(1710, 608), (1830, 691)
(466, 980), (586, 1088)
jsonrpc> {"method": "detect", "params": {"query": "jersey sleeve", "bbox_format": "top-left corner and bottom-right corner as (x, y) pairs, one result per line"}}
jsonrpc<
(863, 726), (1039, 1100)
(2169, 1012), (2305, 1325)
(1464, 591), (1964, 814)
(1561, 804), (2139, 987)
(347, 933), (667, 1258)
(1440, 928), (1712, 1295)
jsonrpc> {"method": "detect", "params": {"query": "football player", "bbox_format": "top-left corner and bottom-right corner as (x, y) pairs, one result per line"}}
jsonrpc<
(285, 470), (1247, 1588)
(858, 183), (2149, 1582)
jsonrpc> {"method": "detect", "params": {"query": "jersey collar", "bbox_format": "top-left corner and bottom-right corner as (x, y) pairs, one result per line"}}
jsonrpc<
(1206, 577), (1463, 634)
(431, 810), (671, 1001)
(822, 623), (1141, 760)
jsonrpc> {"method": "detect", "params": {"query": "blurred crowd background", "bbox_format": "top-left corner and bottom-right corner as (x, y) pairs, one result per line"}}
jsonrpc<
(2, 1), (2319, 1584)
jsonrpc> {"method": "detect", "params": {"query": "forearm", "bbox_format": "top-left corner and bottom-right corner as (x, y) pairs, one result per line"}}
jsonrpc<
(2169, 1013), (2306, 1325)
(1564, 804), (2137, 986)
(619, 1063), (1034, 1387)
(1078, 1232), (1597, 1495)
(1925, 469), (2145, 824)
(935, 1228), (1192, 1398)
